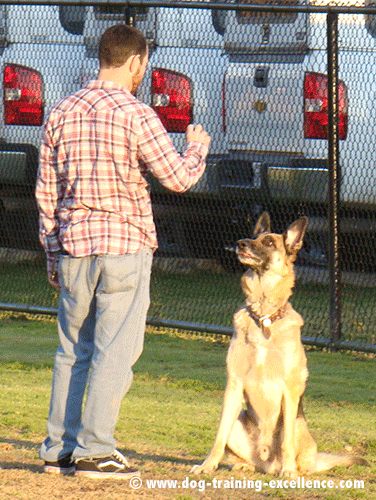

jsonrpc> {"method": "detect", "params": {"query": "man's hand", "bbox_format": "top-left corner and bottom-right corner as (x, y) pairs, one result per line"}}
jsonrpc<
(186, 124), (211, 148)
(47, 254), (61, 291)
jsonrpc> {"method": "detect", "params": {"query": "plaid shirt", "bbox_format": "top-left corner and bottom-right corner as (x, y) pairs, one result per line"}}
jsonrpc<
(36, 80), (208, 263)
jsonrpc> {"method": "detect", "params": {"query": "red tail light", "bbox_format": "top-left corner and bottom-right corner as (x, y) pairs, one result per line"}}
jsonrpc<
(151, 68), (193, 133)
(304, 72), (348, 140)
(3, 64), (44, 126)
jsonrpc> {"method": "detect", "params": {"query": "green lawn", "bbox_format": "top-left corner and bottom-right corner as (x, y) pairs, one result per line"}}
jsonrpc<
(1, 255), (376, 351)
(0, 315), (374, 500)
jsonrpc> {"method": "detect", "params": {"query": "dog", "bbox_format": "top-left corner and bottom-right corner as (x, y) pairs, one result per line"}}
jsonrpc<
(192, 212), (367, 477)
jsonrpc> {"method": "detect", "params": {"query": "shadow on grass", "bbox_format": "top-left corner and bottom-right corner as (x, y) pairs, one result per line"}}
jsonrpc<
(0, 460), (42, 474)
(0, 436), (39, 450)
(0, 437), (41, 473)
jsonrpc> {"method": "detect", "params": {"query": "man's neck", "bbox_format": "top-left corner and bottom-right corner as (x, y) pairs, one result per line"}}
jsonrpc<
(98, 67), (132, 92)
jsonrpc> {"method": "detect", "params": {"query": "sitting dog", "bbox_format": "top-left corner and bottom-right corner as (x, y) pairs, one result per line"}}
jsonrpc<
(192, 213), (367, 477)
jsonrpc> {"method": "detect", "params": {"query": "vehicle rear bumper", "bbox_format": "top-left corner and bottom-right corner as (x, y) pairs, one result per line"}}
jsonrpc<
(0, 143), (39, 186)
(186, 152), (328, 205)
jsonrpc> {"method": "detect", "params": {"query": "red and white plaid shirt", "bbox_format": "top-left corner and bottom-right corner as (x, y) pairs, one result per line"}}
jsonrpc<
(36, 80), (208, 263)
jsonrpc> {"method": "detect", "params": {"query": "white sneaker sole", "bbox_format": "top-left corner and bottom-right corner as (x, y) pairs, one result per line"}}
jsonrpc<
(44, 465), (75, 475)
(75, 469), (140, 480)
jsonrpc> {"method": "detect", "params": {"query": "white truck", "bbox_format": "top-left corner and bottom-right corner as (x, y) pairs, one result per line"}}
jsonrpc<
(0, 4), (85, 249)
(1, 2), (375, 268)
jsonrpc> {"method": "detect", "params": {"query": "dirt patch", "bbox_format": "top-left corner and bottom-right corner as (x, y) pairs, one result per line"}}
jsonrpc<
(0, 440), (372, 500)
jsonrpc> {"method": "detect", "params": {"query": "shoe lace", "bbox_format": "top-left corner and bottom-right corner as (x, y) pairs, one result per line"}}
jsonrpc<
(112, 449), (130, 468)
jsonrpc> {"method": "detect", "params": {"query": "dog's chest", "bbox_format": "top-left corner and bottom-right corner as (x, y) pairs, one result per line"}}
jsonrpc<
(232, 306), (302, 379)
(253, 344), (270, 367)
(230, 321), (281, 379)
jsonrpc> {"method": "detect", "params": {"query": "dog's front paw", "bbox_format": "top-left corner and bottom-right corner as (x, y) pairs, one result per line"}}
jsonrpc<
(232, 462), (255, 472)
(191, 461), (218, 475)
(280, 468), (297, 479)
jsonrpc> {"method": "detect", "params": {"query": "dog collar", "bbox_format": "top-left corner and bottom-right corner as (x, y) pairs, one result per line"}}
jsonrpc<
(247, 303), (288, 339)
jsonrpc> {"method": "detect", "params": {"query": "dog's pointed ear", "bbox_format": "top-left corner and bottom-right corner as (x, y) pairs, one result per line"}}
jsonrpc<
(254, 212), (271, 237)
(284, 217), (308, 255)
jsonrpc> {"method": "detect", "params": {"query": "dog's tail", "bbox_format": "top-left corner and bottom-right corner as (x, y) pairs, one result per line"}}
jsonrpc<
(314, 453), (369, 473)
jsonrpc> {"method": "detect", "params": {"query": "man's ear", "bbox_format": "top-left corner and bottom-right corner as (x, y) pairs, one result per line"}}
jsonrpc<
(129, 54), (141, 75)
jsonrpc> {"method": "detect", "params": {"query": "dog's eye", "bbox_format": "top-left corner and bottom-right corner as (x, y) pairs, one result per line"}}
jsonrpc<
(262, 236), (274, 247)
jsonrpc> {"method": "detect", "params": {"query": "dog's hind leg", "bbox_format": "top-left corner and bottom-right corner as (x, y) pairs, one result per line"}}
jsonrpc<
(294, 402), (318, 474)
(192, 376), (243, 474)
(225, 409), (257, 471)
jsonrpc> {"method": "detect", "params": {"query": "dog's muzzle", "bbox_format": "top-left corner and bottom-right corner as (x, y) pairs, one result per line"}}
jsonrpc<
(236, 239), (263, 265)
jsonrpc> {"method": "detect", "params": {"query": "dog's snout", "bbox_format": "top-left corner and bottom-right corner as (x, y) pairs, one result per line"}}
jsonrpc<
(237, 240), (248, 250)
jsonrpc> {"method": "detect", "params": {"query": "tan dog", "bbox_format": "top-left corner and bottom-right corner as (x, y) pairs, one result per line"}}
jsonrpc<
(192, 213), (366, 477)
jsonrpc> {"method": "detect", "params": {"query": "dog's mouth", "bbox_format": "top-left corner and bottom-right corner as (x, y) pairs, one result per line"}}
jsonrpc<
(236, 239), (268, 268)
(236, 247), (264, 266)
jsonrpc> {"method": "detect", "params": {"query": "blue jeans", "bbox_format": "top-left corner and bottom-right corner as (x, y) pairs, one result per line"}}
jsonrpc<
(39, 249), (153, 461)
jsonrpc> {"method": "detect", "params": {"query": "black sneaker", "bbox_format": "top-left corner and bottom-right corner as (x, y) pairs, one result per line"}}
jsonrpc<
(44, 454), (75, 475)
(75, 449), (140, 479)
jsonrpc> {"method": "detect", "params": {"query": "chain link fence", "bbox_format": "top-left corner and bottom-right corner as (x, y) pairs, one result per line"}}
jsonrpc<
(0, 1), (376, 353)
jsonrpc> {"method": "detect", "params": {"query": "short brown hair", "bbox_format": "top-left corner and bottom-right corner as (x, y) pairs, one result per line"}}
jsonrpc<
(99, 24), (147, 68)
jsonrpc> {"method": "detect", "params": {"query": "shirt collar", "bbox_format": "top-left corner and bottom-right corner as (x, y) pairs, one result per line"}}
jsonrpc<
(86, 79), (132, 95)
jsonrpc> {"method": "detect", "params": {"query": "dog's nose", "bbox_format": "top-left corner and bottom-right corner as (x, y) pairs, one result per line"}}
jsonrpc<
(237, 240), (248, 250)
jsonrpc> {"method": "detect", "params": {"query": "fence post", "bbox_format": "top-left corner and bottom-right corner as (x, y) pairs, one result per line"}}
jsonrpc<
(327, 10), (342, 349)
(125, 2), (135, 26)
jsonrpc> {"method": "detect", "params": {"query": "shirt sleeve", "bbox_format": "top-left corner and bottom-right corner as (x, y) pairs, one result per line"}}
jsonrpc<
(137, 108), (208, 193)
(35, 117), (63, 260)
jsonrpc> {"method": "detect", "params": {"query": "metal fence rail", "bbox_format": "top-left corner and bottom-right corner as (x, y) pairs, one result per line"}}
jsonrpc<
(0, 0), (376, 353)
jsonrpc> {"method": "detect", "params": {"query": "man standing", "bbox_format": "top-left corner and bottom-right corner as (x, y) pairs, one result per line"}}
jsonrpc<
(36, 24), (210, 480)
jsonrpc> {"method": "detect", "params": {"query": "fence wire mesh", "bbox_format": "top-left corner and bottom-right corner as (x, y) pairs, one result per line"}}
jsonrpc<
(0, 1), (376, 352)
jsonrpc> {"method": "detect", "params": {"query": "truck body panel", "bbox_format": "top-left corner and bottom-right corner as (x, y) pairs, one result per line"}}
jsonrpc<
(1, 3), (376, 263)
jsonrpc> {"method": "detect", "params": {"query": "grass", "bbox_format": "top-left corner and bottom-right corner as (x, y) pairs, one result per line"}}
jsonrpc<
(0, 314), (375, 499)
(1, 254), (376, 350)
(0, 255), (58, 309)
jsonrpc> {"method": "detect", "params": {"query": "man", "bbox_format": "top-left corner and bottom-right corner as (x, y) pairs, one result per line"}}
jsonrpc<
(35, 24), (210, 480)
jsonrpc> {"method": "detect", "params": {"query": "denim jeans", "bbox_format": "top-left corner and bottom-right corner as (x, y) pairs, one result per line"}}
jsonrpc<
(39, 249), (153, 461)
